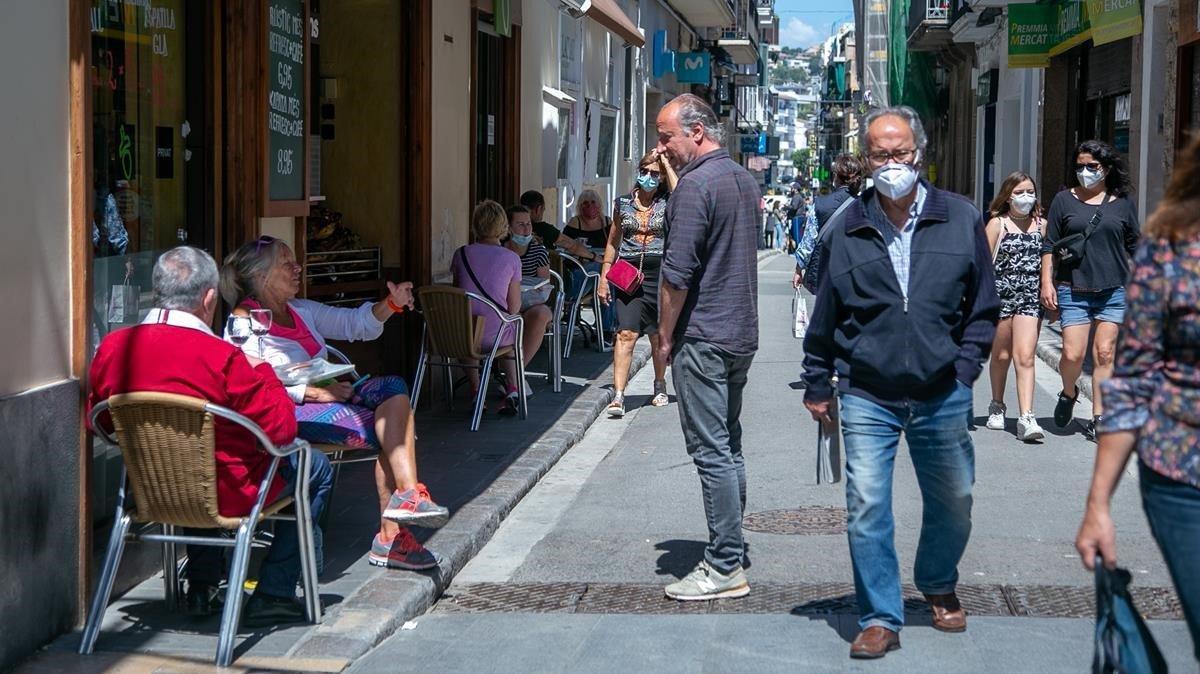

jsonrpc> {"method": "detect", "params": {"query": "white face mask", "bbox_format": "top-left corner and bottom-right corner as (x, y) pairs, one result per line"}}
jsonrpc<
(1077, 167), (1105, 190)
(872, 161), (920, 200)
(1010, 193), (1037, 216)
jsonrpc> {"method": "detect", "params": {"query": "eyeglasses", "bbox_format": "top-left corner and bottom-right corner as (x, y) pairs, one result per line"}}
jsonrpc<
(638, 167), (662, 178)
(254, 235), (278, 253)
(1076, 161), (1103, 171)
(865, 148), (917, 165)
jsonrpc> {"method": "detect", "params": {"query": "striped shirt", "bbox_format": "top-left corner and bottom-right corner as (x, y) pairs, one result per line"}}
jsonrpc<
(518, 238), (550, 277)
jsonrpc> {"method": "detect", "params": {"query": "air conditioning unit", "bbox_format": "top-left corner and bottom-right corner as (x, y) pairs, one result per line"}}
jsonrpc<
(558, 0), (592, 18)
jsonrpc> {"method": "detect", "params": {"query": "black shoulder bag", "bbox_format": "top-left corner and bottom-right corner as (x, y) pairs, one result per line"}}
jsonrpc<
(1053, 195), (1112, 266)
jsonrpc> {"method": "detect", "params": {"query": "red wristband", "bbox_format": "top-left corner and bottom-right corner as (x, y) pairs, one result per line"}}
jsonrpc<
(386, 297), (406, 314)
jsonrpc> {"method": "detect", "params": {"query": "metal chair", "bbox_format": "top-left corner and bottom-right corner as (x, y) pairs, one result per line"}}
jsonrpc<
(410, 285), (527, 431)
(81, 392), (321, 667)
(555, 252), (609, 358)
(524, 270), (564, 393)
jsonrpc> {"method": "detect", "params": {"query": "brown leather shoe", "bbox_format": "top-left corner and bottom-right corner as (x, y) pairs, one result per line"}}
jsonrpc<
(849, 626), (900, 659)
(924, 592), (967, 632)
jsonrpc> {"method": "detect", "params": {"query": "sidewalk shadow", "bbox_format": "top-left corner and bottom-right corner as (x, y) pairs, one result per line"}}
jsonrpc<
(792, 596), (938, 644)
(653, 540), (707, 578)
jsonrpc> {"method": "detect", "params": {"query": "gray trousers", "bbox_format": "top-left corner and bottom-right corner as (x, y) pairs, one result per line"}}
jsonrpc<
(672, 338), (754, 574)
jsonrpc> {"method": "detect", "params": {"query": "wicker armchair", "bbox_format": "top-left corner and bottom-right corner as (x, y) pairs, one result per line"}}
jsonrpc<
(81, 392), (321, 667)
(410, 285), (527, 431)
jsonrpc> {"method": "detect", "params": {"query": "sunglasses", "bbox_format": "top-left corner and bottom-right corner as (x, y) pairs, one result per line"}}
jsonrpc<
(254, 235), (278, 253)
(638, 167), (662, 178)
(1076, 161), (1103, 171)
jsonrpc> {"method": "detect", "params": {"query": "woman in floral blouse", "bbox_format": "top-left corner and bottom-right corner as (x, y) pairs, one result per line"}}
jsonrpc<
(1077, 135), (1200, 661)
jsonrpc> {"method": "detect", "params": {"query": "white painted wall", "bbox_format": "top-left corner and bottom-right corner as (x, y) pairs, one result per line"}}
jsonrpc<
(0, 0), (71, 396)
(430, 0), (473, 278)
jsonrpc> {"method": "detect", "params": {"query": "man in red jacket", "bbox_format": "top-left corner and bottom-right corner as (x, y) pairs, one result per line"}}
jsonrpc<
(89, 246), (333, 626)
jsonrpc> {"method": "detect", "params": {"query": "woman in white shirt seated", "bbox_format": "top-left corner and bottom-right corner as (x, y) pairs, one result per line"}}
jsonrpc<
(221, 235), (445, 571)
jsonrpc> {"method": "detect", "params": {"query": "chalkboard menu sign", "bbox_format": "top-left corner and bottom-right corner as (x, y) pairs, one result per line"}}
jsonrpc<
(266, 0), (307, 203)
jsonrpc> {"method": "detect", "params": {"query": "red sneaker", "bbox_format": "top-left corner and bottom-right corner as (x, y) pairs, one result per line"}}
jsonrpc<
(367, 529), (439, 570)
(382, 483), (449, 528)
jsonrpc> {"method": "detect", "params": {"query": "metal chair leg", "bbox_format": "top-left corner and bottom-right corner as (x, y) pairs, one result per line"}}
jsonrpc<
(442, 361), (454, 411)
(410, 333), (428, 409)
(79, 513), (132, 654)
(563, 298), (581, 359)
(471, 357), (494, 432)
(551, 315), (562, 393)
(593, 289), (609, 353)
(162, 524), (179, 610)
(216, 521), (254, 668)
(293, 447), (322, 624)
(515, 321), (528, 420)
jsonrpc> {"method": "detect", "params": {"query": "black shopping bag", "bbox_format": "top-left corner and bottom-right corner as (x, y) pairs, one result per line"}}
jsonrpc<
(1093, 557), (1168, 674)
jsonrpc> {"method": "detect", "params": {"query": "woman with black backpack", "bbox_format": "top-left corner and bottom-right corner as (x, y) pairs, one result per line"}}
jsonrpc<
(1040, 140), (1140, 438)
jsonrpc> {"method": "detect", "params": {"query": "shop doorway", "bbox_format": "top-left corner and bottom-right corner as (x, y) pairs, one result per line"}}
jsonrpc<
(472, 19), (520, 207)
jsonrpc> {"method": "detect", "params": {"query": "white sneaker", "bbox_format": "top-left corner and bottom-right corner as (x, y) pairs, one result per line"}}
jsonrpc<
(986, 400), (1006, 430)
(1017, 413), (1045, 442)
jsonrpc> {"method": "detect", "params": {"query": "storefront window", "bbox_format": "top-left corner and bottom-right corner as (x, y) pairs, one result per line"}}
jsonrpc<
(89, 0), (206, 524)
(90, 0), (202, 347)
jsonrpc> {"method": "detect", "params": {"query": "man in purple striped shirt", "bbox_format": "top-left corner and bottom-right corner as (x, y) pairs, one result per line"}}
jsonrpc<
(655, 94), (761, 603)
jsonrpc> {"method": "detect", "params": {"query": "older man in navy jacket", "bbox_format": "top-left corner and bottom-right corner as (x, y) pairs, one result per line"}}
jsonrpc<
(802, 106), (1000, 660)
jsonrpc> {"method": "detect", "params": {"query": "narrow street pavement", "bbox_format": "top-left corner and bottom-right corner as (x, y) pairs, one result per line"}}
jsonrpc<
(352, 253), (1194, 673)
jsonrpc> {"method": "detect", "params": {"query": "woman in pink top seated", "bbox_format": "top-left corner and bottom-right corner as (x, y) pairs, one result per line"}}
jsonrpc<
(452, 200), (547, 414)
(221, 236), (444, 571)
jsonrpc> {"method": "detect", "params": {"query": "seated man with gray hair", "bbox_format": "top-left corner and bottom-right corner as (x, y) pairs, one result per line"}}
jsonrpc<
(88, 246), (334, 626)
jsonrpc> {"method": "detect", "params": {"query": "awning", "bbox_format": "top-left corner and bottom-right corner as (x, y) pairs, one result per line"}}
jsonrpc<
(586, 0), (645, 48)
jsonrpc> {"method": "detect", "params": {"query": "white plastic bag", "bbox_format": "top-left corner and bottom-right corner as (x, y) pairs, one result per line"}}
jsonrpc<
(792, 288), (809, 339)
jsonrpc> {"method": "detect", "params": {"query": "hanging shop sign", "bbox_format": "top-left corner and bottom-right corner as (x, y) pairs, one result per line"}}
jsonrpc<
(652, 29), (675, 79)
(1008, 4), (1056, 68)
(264, 0), (310, 214)
(1009, 0), (1143, 68)
(675, 51), (711, 84)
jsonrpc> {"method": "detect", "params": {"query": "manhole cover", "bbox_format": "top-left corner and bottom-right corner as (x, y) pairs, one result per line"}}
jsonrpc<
(742, 507), (848, 535)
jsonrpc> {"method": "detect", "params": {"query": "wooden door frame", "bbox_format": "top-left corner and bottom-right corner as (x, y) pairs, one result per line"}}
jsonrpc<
(469, 10), (521, 209)
(68, 0), (93, 622)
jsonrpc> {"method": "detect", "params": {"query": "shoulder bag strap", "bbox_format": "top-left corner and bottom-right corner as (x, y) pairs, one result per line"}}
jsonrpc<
(817, 195), (857, 245)
(458, 248), (508, 310)
(1081, 194), (1114, 242)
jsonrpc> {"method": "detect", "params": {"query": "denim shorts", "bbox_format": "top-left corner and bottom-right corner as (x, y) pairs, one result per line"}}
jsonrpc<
(1057, 285), (1125, 328)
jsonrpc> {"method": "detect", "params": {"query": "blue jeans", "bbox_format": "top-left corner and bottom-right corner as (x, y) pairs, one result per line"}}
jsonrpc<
(673, 339), (754, 574)
(1139, 462), (1200, 661)
(1056, 285), (1126, 327)
(187, 450), (334, 598)
(840, 382), (976, 632)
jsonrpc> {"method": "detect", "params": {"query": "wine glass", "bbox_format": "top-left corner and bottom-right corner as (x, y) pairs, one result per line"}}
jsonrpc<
(227, 315), (252, 349)
(249, 308), (273, 359)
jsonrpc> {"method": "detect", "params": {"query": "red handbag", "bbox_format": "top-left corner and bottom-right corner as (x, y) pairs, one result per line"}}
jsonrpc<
(606, 257), (643, 294)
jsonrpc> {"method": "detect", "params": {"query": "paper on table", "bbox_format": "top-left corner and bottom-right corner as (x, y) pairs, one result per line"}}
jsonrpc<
(274, 358), (357, 386)
(520, 277), (550, 291)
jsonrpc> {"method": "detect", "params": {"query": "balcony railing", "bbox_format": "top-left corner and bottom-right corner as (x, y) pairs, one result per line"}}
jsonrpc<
(926, 0), (950, 22)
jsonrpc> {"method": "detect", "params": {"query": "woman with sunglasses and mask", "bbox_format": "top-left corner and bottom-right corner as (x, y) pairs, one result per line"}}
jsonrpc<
(1040, 140), (1141, 439)
(221, 236), (448, 572)
(597, 149), (676, 417)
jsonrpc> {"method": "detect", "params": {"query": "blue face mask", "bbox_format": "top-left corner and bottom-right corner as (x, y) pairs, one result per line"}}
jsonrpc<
(510, 233), (533, 247)
(636, 174), (660, 192)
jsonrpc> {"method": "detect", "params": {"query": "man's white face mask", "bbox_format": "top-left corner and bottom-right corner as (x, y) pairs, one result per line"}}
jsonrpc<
(871, 155), (920, 200)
